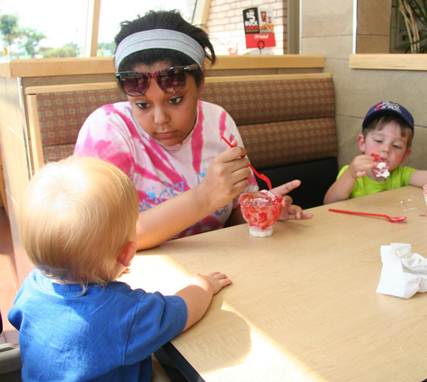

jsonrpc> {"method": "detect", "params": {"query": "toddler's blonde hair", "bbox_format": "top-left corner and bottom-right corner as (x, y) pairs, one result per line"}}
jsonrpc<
(20, 156), (139, 284)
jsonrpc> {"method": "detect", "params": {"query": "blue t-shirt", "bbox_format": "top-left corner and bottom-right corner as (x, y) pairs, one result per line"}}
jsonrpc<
(8, 269), (187, 381)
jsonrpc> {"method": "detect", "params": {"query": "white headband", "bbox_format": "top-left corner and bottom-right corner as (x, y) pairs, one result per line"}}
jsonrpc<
(114, 29), (206, 70)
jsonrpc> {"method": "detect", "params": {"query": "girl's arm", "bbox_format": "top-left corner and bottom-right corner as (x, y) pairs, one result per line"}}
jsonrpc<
(136, 186), (216, 249)
(136, 146), (251, 250)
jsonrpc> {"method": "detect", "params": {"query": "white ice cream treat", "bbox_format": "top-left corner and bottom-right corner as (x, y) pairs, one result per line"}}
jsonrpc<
(375, 162), (390, 179)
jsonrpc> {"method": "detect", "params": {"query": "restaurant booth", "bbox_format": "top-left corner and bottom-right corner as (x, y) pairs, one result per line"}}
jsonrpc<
(2, 0), (427, 379)
(0, 54), (333, 283)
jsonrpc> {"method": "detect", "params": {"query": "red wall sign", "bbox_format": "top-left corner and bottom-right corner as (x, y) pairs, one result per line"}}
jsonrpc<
(242, 7), (276, 49)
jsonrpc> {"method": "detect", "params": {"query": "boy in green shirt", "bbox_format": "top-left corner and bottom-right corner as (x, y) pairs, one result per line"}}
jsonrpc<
(324, 101), (427, 203)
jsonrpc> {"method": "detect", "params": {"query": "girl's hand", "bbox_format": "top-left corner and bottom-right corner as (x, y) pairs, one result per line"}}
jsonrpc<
(280, 199), (312, 220)
(271, 180), (313, 220)
(198, 147), (252, 211)
(349, 154), (375, 178)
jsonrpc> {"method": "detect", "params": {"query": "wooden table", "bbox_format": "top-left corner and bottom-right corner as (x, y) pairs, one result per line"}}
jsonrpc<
(121, 186), (427, 382)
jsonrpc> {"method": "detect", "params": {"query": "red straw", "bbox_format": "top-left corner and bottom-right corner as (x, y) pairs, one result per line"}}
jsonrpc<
(221, 135), (272, 190)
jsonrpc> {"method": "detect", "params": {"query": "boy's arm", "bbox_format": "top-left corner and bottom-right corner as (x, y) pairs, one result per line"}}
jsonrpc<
(323, 169), (357, 204)
(324, 155), (375, 204)
(175, 273), (232, 331)
(409, 170), (427, 187)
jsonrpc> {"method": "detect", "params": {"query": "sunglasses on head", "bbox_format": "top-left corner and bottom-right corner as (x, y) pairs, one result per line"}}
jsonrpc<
(115, 64), (199, 96)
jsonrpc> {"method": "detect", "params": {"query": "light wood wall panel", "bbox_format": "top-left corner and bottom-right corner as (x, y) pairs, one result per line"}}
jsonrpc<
(356, 0), (392, 53)
(301, 0), (427, 170)
(0, 77), (33, 283)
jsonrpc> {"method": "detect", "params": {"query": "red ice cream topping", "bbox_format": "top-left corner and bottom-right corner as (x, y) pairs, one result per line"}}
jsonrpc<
(239, 191), (283, 230)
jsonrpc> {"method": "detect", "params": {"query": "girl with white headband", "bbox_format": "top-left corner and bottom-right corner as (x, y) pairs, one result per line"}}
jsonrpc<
(75, 10), (311, 250)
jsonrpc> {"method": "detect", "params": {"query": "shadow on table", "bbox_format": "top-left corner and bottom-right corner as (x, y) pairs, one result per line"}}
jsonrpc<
(156, 303), (251, 382)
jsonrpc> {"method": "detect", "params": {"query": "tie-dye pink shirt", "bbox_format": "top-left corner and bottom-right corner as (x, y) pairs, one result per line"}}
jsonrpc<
(74, 100), (258, 238)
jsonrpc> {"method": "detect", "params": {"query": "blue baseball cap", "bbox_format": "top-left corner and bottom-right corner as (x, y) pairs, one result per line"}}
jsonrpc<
(362, 101), (414, 130)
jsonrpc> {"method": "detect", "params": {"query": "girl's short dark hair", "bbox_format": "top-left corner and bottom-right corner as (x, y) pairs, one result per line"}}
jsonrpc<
(114, 10), (216, 87)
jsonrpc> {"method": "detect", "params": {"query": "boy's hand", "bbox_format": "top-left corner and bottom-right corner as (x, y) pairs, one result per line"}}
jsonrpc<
(198, 272), (232, 295)
(348, 154), (375, 178)
(178, 272), (232, 331)
(271, 180), (313, 220)
(198, 147), (252, 211)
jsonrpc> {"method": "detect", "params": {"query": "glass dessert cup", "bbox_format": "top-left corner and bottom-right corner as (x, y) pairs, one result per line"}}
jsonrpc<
(239, 190), (283, 237)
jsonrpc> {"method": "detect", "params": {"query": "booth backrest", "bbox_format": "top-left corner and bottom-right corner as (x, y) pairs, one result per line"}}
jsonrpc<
(202, 73), (336, 169)
(25, 73), (337, 208)
(26, 83), (125, 168)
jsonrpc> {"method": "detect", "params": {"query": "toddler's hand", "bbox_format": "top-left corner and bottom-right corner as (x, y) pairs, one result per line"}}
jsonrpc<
(349, 154), (375, 178)
(199, 147), (252, 210)
(198, 272), (232, 295)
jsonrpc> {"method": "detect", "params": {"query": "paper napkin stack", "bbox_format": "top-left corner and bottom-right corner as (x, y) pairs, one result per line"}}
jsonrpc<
(377, 243), (427, 299)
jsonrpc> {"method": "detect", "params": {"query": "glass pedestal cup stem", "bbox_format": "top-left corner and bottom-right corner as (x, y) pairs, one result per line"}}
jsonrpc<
(248, 225), (274, 237)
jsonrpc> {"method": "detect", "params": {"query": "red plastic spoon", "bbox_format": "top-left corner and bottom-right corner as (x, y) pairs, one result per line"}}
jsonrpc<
(328, 208), (407, 223)
(221, 135), (272, 190)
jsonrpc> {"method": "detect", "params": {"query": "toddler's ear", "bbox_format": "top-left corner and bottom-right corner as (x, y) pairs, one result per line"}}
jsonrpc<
(357, 134), (366, 152)
(402, 147), (412, 162)
(117, 241), (137, 267)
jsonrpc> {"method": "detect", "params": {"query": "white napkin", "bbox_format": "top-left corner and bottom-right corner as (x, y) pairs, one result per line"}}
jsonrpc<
(376, 243), (427, 299)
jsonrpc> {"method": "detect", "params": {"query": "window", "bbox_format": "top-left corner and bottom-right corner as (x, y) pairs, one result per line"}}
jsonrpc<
(0, 0), (196, 60)
(0, 0), (90, 59)
(356, 0), (427, 53)
(97, 0), (196, 56)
